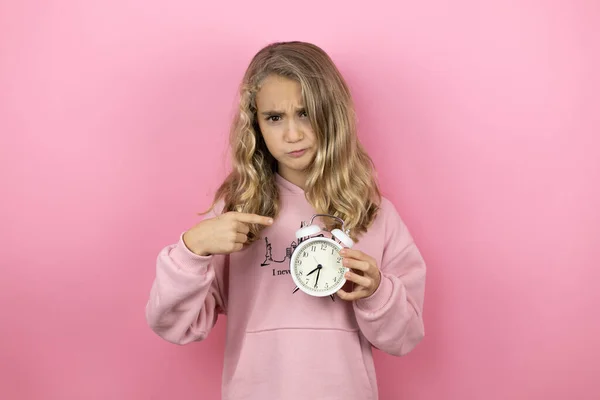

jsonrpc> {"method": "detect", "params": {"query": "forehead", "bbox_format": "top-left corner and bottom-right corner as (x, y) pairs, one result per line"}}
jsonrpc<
(255, 74), (304, 110)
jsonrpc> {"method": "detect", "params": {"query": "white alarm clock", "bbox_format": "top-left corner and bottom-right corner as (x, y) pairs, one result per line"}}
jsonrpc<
(290, 214), (355, 297)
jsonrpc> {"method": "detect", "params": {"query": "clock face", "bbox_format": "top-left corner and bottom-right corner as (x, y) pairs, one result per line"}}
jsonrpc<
(290, 237), (348, 297)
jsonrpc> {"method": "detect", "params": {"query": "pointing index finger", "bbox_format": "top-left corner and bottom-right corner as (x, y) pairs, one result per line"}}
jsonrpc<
(229, 212), (274, 226)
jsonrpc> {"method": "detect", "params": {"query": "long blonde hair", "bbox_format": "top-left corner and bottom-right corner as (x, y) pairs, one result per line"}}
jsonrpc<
(206, 41), (381, 243)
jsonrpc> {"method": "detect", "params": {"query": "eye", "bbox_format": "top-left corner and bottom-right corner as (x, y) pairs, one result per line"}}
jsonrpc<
(299, 110), (308, 118)
(267, 115), (281, 122)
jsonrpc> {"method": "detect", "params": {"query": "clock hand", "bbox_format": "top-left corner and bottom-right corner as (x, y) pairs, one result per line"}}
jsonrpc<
(306, 266), (319, 276)
(315, 267), (321, 288)
(313, 256), (323, 270)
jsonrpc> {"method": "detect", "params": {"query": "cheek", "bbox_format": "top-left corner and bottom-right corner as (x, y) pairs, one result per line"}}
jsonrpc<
(300, 120), (316, 139)
(261, 125), (282, 142)
(259, 128), (280, 155)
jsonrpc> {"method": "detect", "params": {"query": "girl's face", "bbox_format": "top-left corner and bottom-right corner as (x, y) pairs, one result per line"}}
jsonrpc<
(255, 74), (316, 189)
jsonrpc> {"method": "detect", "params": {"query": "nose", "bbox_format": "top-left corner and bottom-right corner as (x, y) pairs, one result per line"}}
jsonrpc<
(284, 120), (303, 143)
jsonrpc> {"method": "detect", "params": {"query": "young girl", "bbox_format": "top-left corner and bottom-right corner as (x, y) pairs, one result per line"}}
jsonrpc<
(146, 41), (426, 400)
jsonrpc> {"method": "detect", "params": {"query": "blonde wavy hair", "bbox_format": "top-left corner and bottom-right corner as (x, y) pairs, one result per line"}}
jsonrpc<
(205, 41), (381, 243)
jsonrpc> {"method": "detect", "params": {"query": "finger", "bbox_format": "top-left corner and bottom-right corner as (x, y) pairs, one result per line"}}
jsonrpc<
(336, 288), (368, 302)
(235, 221), (251, 234)
(344, 271), (372, 288)
(227, 212), (274, 226)
(339, 248), (367, 260)
(342, 257), (370, 272)
(232, 242), (244, 252)
(235, 233), (248, 244)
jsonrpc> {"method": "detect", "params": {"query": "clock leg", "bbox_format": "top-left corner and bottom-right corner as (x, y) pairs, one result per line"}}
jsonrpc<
(291, 287), (335, 301)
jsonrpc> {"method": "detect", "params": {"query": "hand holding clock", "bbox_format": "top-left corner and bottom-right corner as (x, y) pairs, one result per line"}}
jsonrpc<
(336, 248), (381, 301)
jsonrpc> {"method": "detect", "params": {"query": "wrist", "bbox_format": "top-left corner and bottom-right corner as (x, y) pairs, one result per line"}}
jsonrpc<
(169, 233), (213, 274)
(356, 275), (393, 312)
(183, 231), (211, 256)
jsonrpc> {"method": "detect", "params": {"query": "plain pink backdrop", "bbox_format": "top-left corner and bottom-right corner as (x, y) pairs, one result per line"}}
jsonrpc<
(1, 0), (599, 399)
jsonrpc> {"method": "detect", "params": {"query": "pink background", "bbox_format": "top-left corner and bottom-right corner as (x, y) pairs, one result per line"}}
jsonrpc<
(1, 1), (599, 399)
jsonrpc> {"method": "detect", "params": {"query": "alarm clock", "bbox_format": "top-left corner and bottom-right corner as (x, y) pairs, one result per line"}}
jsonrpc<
(290, 214), (355, 297)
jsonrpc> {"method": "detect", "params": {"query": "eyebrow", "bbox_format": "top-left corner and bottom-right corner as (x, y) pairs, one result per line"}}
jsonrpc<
(260, 107), (306, 116)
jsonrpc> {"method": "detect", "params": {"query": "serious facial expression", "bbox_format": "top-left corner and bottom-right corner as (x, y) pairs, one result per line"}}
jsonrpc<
(255, 74), (317, 189)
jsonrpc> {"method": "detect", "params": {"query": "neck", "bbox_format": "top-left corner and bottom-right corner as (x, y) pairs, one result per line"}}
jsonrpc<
(277, 166), (307, 190)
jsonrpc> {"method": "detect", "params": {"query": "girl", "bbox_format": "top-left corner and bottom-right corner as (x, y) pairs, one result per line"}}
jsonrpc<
(146, 41), (426, 400)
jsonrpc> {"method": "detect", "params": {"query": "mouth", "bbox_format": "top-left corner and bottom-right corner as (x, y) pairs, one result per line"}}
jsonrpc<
(287, 149), (307, 158)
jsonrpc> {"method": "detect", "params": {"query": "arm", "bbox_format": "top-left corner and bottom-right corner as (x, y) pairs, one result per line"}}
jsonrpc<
(145, 203), (273, 345)
(352, 201), (427, 356)
(145, 235), (228, 345)
(145, 201), (229, 345)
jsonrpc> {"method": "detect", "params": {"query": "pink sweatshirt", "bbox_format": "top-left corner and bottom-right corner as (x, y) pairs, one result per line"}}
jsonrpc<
(146, 174), (426, 400)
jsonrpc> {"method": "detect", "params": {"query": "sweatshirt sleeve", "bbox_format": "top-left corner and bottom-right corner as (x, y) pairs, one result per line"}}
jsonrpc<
(353, 199), (426, 356)
(145, 207), (228, 345)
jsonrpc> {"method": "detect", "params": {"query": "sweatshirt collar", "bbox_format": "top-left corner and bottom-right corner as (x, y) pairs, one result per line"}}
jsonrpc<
(275, 173), (305, 195)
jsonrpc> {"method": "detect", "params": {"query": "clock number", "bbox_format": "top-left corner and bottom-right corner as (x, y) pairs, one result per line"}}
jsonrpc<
(321, 244), (327, 251)
(331, 248), (335, 255)
(333, 277), (337, 283)
(338, 267), (344, 274)
(299, 270), (303, 276)
(298, 260), (302, 265)
(337, 257), (341, 263)
(325, 282), (329, 288)
(311, 245), (316, 252)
